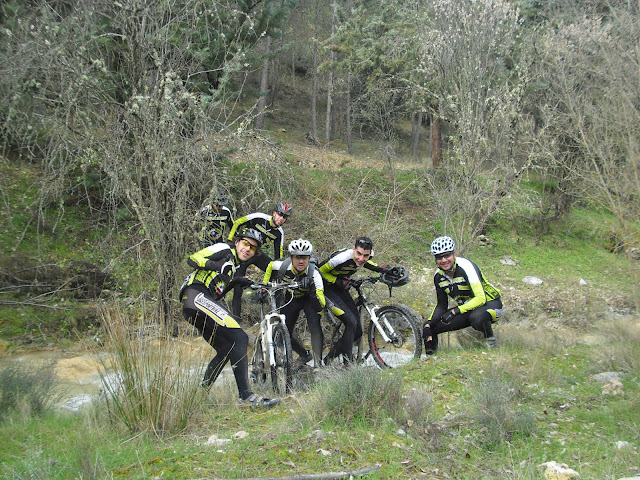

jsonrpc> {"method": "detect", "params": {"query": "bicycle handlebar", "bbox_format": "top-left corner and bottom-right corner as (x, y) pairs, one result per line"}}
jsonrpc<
(250, 281), (304, 292)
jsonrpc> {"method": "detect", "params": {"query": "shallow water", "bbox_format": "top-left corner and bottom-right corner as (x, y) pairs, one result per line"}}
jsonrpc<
(0, 337), (233, 412)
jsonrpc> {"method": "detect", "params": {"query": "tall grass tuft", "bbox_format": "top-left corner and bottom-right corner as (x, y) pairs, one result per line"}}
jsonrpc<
(594, 316), (640, 372)
(296, 365), (404, 425)
(0, 360), (63, 420)
(468, 369), (535, 446)
(97, 303), (205, 437)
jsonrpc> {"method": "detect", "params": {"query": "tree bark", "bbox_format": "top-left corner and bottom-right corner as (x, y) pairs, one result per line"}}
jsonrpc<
(254, 35), (272, 131)
(325, 2), (337, 144)
(411, 111), (423, 159)
(431, 113), (442, 168)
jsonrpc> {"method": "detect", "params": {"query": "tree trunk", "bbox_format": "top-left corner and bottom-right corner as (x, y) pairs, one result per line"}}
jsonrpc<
(254, 35), (272, 131)
(411, 111), (423, 159)
(346, 71), (353, 154)
(325, 3), (337, 144)
(431, 114), (442, 168)
(311, 0), (320, 139)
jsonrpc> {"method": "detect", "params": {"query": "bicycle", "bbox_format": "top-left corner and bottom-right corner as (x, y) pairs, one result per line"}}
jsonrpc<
(248, 280), (303, 395)
(323, 268), (422, 368)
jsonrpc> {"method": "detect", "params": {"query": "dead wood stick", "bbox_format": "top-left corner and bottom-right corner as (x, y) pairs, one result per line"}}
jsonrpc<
(195, 463), (381, 480)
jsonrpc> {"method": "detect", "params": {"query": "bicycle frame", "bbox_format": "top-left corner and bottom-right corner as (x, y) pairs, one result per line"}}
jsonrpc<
(352, 280), (397, 345)
(257, 289), (286, 368)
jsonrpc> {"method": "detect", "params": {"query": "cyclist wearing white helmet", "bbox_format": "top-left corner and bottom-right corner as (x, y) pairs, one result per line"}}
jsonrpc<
(180, 228), (280, 408)
(227, 201), (293, 318)
(263, 238), (326, 368)
(423, 235), (503, 354)
(195, 191), (234, 248)
(318, 236), (395, 364)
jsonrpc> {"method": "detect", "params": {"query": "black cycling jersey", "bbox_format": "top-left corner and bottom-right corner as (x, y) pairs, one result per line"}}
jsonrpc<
(227, 212), (284, 260)
(427, 256), (501, 321)
(196, 205), (234, 246)
(181, 243), (239, 300)
(318, 248), (383, 284)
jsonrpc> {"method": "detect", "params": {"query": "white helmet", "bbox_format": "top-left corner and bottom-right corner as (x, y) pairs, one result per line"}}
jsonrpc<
(288, 238), (313, 256)
(430, 236), (455, 256)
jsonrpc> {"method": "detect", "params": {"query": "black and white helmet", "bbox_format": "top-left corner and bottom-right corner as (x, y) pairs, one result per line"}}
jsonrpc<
(239, 228), (263, 247)
(274, 201), (293, 217)
(288, 238), (313, 256)
(430, 236), (455, 256)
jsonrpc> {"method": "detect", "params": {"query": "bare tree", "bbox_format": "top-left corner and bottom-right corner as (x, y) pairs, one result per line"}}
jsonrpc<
(0, 0), (284, 328)
(415, 0), (533, 245)
(534, 1), (640, 253)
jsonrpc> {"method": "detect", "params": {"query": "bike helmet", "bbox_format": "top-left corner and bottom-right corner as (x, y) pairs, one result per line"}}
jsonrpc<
(355, 236), (373, 250)
(380, 266), (410, 287)
(274, 201), (293, 217)
(288, 238), (313, 256)
(430, 236), (456, 256)
(239, 227), (263, 246)
(214, 190), (229, 206)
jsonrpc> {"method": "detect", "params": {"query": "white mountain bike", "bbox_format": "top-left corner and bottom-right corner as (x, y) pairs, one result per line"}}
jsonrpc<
(323, 268), (422, 368)
(248, 281), (302, 395)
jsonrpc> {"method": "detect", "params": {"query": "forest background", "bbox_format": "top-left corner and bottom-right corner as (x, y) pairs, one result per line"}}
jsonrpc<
(0, 1), (639, 479)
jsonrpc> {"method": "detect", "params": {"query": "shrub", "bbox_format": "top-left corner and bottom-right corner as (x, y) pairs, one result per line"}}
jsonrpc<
(0, 360), (62, 420)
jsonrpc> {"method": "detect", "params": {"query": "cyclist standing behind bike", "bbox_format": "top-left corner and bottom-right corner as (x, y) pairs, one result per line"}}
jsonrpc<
(195, 191), (234, 248)
(179, 228), (280, 408)
(227, 201), (293, 319)
(318, 236), (393, 364)
(422, 235), (503, 355)
(263, 239), (326, 368)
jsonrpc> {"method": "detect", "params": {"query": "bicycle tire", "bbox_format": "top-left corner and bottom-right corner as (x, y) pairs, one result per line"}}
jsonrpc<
(322, 309), (363, 366)
(250, 338), (269, 388)
(368, 304), (422, 368)
(271, 323), (293, 395)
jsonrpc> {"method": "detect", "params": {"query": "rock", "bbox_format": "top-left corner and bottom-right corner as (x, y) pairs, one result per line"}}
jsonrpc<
(592, 372), (622, 383)
(538, 461), (580, 480)
(522, 276), (544, 285)
(500, 256), (518, 266)
(602, 379), (624, 396)
(476, 235), (492, 246)
(616, 441), (631, 449)
(579, 278), (588, 286)
(204, 435), (231, 446)
(233, 431), (249, 440)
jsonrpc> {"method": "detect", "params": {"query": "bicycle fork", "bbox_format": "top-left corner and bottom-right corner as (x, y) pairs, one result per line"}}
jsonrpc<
(366, 304), (403, 346)
(260, 313), (286, 367)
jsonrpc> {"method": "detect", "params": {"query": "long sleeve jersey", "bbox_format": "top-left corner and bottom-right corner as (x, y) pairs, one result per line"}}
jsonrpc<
(263, 259), (326, 308)
(427, 256), (501, 321)
(227, 212), (284, 259)
(196, 205), (234, 245)
(318, 248), (384, 285)
(182, 243), (239, 298)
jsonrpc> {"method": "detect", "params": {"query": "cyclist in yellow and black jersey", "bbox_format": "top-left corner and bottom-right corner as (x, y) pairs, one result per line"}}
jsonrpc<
(263, 239), (326, 368)
(423, 235), (503, 355)
(318, 236), (394, 364)
(179, 228), (279, 408)
(227, 201), (293, 318)
(195, 191), (234, 248)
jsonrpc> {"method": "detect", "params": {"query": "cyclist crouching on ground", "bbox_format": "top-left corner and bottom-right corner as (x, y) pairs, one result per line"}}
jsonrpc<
(422, 236), (503, 355)
(179, 228), (280, 408)
(318, 236), (394, 365)
(263, 238), (326, 368)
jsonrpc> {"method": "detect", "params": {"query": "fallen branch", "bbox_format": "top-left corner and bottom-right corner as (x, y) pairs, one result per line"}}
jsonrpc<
(195, 464), (381, 480)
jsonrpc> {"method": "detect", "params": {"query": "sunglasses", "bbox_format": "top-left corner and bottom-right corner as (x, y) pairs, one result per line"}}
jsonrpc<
(435, 252), (454, 260)
(292, 255), (310, 260)
(239, 239), (258, 252)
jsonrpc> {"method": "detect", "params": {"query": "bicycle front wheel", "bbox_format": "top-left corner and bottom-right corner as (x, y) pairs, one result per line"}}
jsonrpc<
(368, 305), (422, 368)
(271, 323), (293, 395)
(250, 339), (268, 389)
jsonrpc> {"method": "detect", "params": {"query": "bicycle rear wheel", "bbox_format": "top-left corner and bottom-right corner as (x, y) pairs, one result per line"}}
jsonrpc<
(368, 305), (422, 368)
(271, 323), (293, 394)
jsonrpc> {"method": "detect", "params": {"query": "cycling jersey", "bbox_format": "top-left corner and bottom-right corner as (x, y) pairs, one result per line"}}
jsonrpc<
(228, 213), (284, 260)
(318, 248), (384, 284)
(427, 256), (502, 321)
(196, 205), (234, 246)
(181, 243), (239, 300)
(264, 258), (326, 309)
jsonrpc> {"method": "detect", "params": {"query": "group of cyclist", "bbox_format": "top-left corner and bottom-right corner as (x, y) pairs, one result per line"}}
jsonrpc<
(181, 192), (503, 408)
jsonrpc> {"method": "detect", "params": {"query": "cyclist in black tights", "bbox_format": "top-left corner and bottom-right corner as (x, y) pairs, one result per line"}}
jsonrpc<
(318, 236), (393, 364)
(180, 228), (280, 408)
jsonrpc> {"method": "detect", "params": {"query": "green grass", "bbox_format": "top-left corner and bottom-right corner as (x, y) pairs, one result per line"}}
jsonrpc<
(1, 322), (638, 479)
